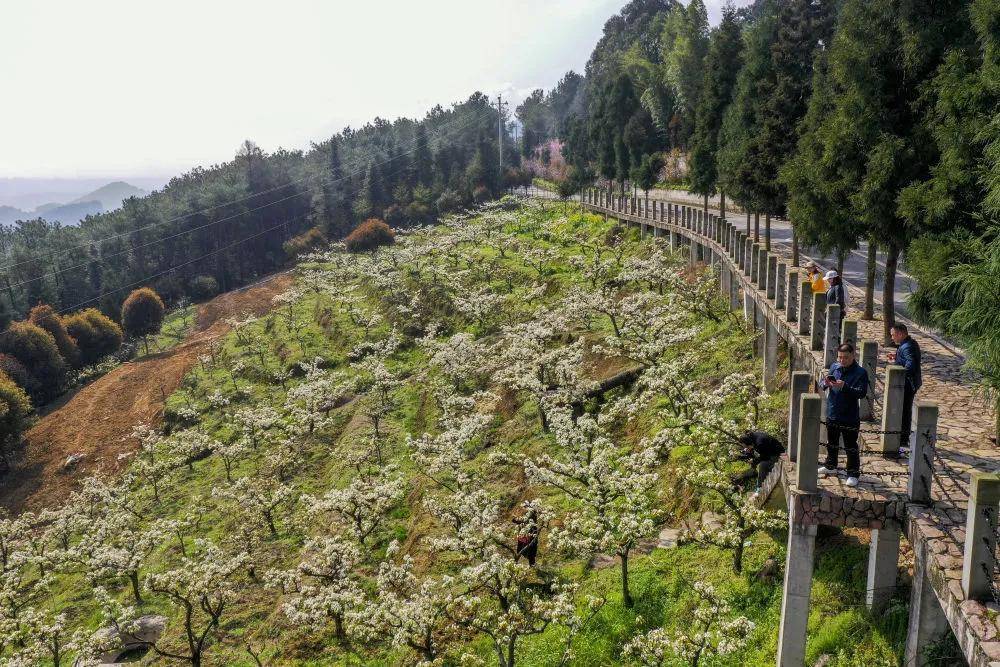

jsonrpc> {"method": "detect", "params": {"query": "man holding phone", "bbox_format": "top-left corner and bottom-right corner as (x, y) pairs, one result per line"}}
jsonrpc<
(818, 342), (870, 488)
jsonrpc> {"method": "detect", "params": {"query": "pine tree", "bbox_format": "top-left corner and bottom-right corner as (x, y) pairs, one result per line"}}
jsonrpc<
(413, 125), (433, 187)
(689, 5), (743, 210)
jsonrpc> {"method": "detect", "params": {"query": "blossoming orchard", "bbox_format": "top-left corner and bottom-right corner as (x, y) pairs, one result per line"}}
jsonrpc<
(1, 197), (890, 666)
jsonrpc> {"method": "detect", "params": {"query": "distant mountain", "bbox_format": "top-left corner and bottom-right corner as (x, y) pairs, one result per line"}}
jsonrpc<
(0, 205), (29, 226)
(40, 200), (104, 225)
(70, 181), (147, 212)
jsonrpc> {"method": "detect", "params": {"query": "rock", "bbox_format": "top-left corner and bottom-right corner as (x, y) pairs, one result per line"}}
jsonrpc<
(591, 554), (617, 570)
(90, 614), (167, 665)
(756, 557), (779, 582)
(812, 654), (833, 667)
(701, 511), (724, 531)
(657, 528), (680, 549)
(64, 453), (84, 468)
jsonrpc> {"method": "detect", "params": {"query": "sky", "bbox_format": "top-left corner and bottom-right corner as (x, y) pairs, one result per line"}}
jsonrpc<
(1, 0), (746, 180)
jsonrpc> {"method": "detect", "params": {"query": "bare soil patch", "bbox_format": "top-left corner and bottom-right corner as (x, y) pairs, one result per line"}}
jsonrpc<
(0, 272), (294, 515)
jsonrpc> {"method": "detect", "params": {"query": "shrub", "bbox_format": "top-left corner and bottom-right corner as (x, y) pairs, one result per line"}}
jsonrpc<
(473, 185), (491, 203)
(188, 275), (220, 302)
(436, 189), (462, 213)
(0, 322), (67, 402)
(121, 287), (165, 352)
(383, 204), (408, 227)
(0, 370), (31, 466)
(64, 308), (124, 365)
(282, 228), (327, 259)
(0, 353), (38, 397)
(28, 303), (81, 368)
(405, 201), (433, 225)
(344, 219), (395, 253)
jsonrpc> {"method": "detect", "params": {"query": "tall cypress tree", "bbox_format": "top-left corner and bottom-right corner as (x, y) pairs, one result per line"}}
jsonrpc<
(689, 5), (743, 211)
(413, 125), (433, 187)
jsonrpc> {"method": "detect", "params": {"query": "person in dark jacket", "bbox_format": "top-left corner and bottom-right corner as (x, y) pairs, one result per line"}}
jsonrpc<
(818, 343), (870, 487)
(888, 323), (922, 448)
(825, 270), (847, 333)
(514, 504), (540, 567)
(735, 430), (785, 492)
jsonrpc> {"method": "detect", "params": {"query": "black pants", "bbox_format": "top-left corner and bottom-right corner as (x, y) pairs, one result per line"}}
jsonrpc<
(824, 421), (860, 477)
(901, 384), (917, 448)
(516, 538), (538, 566)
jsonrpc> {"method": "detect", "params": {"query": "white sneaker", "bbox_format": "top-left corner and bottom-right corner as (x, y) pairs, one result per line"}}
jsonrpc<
(846, 476), (859, 488)
(818, 466), (835, 475)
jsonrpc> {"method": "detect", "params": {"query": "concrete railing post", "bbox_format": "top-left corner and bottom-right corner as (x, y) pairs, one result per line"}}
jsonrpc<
(785, 269), (798, 322)
(757, 247), (768, 288)
(764, 319), (779, 392)
(750, 244), (761, 285)
(775, 262), (786, 308)
(908, 401), (938, 504)
(962, 472), (1000, 601)
(810, 292), (827, 352)
(860, 340), (878, 421)
(823, 304), (841, 368)
(736, 233), (747, 270)
(796, 394), (822, 492)
(744, 239), (754, 278)
(798, 281), (810, 334)
(841, 319), (858, 348)
(788, 372), (812, 461)
(880, 365), (906, 456)
(904, 537), (950, 666)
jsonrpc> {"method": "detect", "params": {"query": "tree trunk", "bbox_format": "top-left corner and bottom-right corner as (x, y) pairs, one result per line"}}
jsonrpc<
(864, 241), (876, 320)
(882, 246), (900, 345)
(792, 228), (800, 267)
(764, 212), (771, 251)
(129, 571), (143, 604)
(720, 191), (727, 220)
(733, 536), (745, 575)
(753, 212), (760, 243)
(704, 193), (709, 214)
(620, 551), (634, 608)
(746, 210), (751, 234)
(837, 250), (846, 277)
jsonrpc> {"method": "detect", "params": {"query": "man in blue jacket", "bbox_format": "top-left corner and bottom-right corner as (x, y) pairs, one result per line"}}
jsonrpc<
(888, 323), (922, 448)
(818, 342), (870, 488)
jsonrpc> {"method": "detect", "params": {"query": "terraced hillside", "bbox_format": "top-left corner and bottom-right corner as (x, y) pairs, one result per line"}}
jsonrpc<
(0, 200), (910, 666)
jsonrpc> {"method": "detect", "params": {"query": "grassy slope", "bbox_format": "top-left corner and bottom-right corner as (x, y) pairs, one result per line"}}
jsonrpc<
(29, 203), (906, 665)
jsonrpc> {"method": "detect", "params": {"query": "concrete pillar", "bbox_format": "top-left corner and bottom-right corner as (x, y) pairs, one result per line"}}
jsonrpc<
(764, 319), (779, 392)
(750, 243), (761, 285)
(904, 536), (951, 666)
(788, 372), (812, 461)
(671, 230), (681, 252)
(757, 247), (768, 288)
(766, 256), (778, 300)
(754, 302), (765, 356)
(796, 394), (821, 491)
(908, 402), (938, 504)
(866, 527), (901, 613)
(729, 273), (742, 312)
(860, 340), (878, 421)
(880, 365), (906, 456)
(810, 292), (827, 352)
(777, 518), (818, 667)
(962, 472), (1000, 600)
(775, 262), (786, 309)
(841, 319), (858, 349)
(824, 304), (841, 368)
(736, 233), (747, 270)
(798, 281), (811, 335)
(785, 270), (798, 322)
(744, 239), (754, 277)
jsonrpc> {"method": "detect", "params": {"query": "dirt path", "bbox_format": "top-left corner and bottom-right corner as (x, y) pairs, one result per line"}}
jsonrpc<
(0, 272), (295, 515)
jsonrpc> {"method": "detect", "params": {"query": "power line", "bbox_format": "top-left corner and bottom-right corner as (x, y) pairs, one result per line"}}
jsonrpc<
(3, 110), (491, 294)
(53, 132), (458, 315)
(0, 109), (490, 276)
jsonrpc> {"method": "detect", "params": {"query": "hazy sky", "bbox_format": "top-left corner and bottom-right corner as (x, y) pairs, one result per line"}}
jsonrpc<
(2, 0), (745, 179)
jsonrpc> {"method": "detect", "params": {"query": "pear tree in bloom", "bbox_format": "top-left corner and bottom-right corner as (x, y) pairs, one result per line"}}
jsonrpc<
(128, 424), (179, 504)
(233, 405), (282, 450)
(267, 535), (363, 641)
(97, 540), (250, 667)
(654, 370), (785, 573)
(74, 509), (164, 604)
(212, 476), (295, 538)
(284, 357), (348, 435)
(303, 463), (405, 546)
(351, 357), (402, 446)
(3, 609), (87, 667)
(623, 581), (754, 667)
(525, 408), (659, 608)
(350, 541), (452, 664)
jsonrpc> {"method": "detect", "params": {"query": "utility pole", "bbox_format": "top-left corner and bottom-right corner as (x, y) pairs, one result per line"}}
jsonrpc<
(497, 94), (508, 184)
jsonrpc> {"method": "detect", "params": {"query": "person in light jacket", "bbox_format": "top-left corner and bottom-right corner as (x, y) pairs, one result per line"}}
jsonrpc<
(818, 343), (870, 487)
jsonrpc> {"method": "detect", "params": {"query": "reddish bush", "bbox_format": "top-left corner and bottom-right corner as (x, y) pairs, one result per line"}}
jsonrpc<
(29, 303), (81, 368)
(64, 308), (124, 365)
(0, 321), (66, 402)
(0, 353), (38, 397)
(121, 288), (165, 352)
(283, 227), (327, 259)
(344, 218), (395, 253)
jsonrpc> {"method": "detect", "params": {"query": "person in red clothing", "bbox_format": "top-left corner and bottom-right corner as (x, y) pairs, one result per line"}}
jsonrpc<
(514, 503), (541, 567)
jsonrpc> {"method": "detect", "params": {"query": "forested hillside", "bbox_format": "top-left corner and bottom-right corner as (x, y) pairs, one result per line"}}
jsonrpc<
(0, 199), (906, 665)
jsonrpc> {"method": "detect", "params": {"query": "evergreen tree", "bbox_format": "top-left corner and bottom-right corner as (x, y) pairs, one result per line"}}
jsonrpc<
(689, 5), (744, 210)
(413, 125), (434, 187)
(662, 0), (710, 147)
